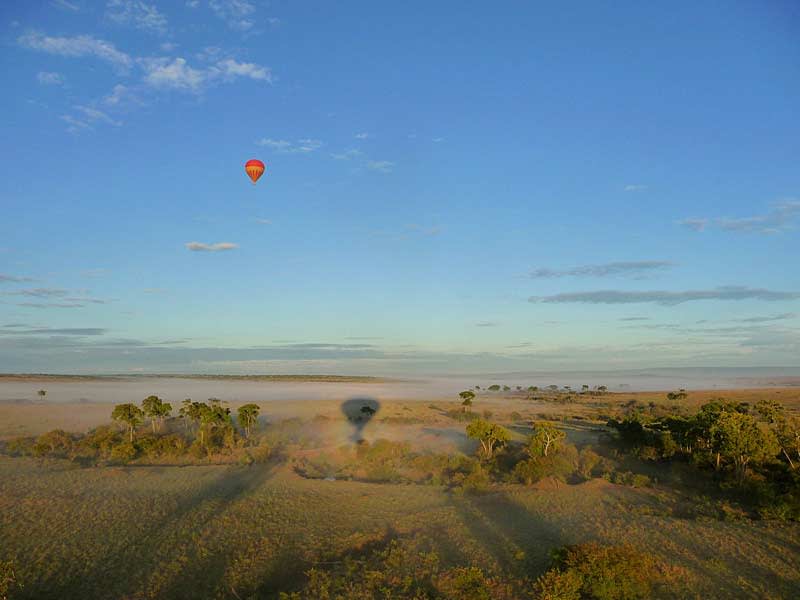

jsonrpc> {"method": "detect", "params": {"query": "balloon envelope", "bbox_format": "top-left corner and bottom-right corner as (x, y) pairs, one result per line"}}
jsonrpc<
(245, 159), (265, 184)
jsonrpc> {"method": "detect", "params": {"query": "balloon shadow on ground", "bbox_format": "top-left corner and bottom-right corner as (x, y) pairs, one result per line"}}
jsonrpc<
(341, 397), (381, 443)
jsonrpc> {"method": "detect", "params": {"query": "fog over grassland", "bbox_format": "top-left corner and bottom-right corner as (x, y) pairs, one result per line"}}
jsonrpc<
(1, 367), (799, 406)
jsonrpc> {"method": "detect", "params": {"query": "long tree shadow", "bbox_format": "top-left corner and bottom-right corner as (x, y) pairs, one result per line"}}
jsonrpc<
(450, 490), (565, 578)
(23, 460), (281, 600)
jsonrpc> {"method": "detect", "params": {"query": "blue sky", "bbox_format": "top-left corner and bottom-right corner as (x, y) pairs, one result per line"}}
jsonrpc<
(1, 0), (799, 374)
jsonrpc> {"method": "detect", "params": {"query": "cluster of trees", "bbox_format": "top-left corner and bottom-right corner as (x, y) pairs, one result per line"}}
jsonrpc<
(609, 398), (800, 518)
(462, 418), (615, 489)
(4, 396), (265, 465)
(111, 395), (173, 442)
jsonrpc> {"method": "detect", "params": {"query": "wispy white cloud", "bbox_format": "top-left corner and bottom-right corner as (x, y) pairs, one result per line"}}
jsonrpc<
(75, 105), (121, 126)
(61, 105), (121, 133)
(366, 160), (394, 173)
(0, 274), (35, 284)
(5, 288), (69, 298)
(624, 184), (647, 192)
(530, 286), (800, 306)
(37, 71), (64, 85)
(330, 149), (363, 160)
(475, 321), (498, 327)
(677, 218), (708, 232)
(209, 0), (256, 31)
(102, 84), (141, 107)
(18, 31), (133, 72)
(215, 58), (271, 82)
(106, 0), (168, 35)
(52, 0), (80, 11)
(256, 138), (322, 153)
(185, 241), (238, 252)
(431, 137), (444, 143)
(141, 57), (272, 92)
(141, 57), (206, 91)
(354, 132), (369, 139)
(680, 200), (800, 235)
(254, 218), (271, 224)
(530, 261), (673, 279)
(734, 313), (796, 323)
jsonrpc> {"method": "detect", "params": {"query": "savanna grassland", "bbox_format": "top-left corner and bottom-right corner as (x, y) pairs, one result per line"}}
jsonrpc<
(1, 384), (800, 599)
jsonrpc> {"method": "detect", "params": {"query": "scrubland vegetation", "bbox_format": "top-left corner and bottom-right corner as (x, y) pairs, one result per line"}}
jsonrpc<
(1, 384), (799, 598)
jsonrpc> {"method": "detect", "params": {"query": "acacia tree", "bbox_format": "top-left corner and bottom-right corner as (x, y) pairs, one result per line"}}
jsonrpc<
(711, 411), (779, 483)
(179, 399), (204, 433)
(142, 395), (172, 433)
(112, 403), (144, 442)
(752, 399), (800, 469)
(459, 390), (475, 413)
(776, 416), (800, 470)
(466, 419), (510, 459)
(37, 389), (47, 401)
(198, 399), (232, 447)
(238, 403), (260, 438)
(528, 422), (566, 457)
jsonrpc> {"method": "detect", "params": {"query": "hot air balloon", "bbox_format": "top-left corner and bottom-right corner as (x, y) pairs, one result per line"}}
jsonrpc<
(245, 159), (265, 184)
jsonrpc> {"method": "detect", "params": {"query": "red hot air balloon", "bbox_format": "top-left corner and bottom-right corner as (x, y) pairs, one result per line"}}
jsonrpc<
(245, 159), (266, 184)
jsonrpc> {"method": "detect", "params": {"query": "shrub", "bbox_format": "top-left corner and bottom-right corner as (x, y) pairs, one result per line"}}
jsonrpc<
(110, 441), (138, 463)
(459, 464), (491, 494)
(4, 436), (35, 457)
(436, 566), (492, 600)
(0, 560), (19, 600)
(577, 448), (601, 480)
(534, 568), (583, 600)
(446, 409), (480, 422)
(33, 429), (74, 458)
(608, 471), (650, 488)
(78, 426), (122, 459)
(535, 543), (660, 600)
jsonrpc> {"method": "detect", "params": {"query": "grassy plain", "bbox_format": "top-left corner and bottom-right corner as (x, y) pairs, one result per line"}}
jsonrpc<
(1, 388), (799, 598)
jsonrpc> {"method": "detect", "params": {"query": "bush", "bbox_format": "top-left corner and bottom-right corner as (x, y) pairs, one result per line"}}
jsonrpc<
(577, 448), (601, 480)
(535, 543), (660, 600)
(110, 441), (138, 463)
(445, 409), (480, 422)
(4, 436), (36, 457)
(534, 568), (583, 600)
(436, 566), (492, 600)
(250, 442), (272, 464)
(78, 426), (122, 460)
(0, 560), (19, 600)
(33, 429), (74, 458)
(608, 471), (651, 488)
(458, 463), (491, 494)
